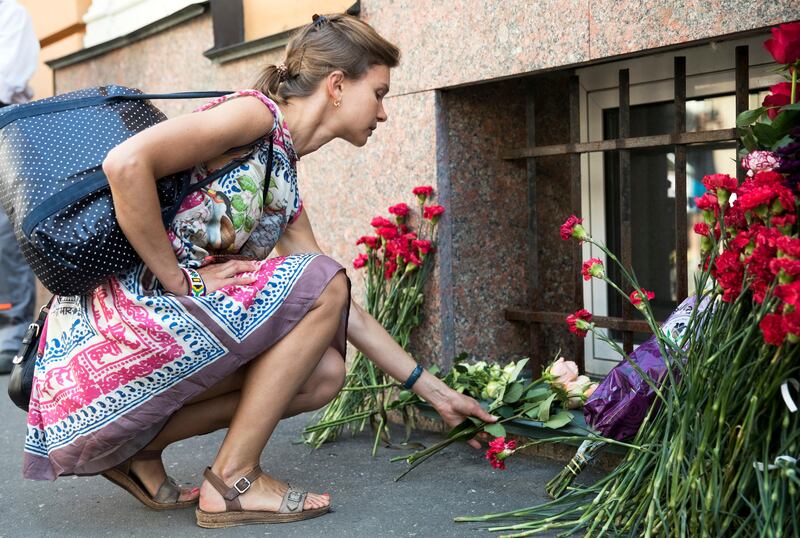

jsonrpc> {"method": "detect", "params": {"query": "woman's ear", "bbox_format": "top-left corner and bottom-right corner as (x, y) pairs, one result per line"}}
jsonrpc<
(326, 70), (345, 102)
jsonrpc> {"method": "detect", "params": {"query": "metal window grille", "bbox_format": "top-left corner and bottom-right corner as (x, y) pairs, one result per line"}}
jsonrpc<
(504, 46), (751, 374)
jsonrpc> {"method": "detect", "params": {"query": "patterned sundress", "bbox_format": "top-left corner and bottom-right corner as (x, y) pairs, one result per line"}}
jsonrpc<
(23, 90), (349, 481)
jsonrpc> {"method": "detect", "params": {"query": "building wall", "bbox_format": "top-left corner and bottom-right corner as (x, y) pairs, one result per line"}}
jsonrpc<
(50, 1), (800, 367)
(19, 0), (90, 99)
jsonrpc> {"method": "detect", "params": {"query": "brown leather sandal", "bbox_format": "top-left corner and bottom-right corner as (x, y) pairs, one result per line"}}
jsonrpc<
(101, 450), (198, 510)
(195, 465), (331, 528)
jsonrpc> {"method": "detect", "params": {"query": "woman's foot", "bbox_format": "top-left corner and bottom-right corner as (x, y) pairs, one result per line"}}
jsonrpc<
(198, 467), (330, 514)
(130, 453), (200, 503)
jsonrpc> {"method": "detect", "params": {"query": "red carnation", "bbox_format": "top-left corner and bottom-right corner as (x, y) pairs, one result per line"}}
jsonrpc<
(629, 289), (655, 309)
(389, 203), (410, 219)
(566, 309), (593, 338)
(356, 235), (380, 250)
(353, 253), (369, 269)
(763, 22), (800, 66)
(772, 214), (797, 231)
(377, 226), (398, 240)
(702, 173), (738, 193)
(560, 215), (588, 243)
(412, 185), (435, 202)
(763, 82), (792, 120)
(778, 236), (800, 258)
(776, 281), (800, 307)
(413, 239), (433, 255)
(715, 249), (744, 302)
(485, 437), (517, 470)
(693, 223), (710, 236)
(783, 310), (800, 339)
(760, 313), (788, 346)
(581, 258), (604, 281)
(384, 258), (398, 280)
(371, 216), (393, 228)
(695, 193), (719, 212)
(423, 204), (446, 224)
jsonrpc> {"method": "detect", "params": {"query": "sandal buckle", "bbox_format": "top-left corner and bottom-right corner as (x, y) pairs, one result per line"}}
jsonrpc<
(233, 477), (251, 494)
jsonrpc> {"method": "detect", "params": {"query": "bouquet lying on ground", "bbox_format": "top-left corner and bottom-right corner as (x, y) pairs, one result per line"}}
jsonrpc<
(456, 23), (800, 537)
(302, 186), (444, 454)
(391, 356), (602, 481)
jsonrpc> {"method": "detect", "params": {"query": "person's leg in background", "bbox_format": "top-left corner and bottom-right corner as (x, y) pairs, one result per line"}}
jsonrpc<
(0, 210), (36, 373)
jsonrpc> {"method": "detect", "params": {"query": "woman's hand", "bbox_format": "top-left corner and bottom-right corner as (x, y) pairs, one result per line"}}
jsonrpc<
(197, 259), (259, 294)
(432, 387), (499, 450)
(164, 259), (259, 295)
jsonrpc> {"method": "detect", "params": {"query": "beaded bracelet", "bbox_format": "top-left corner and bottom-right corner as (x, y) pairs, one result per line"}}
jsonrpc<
(181, 267), (207, 297)
(402, 363), (424, 390)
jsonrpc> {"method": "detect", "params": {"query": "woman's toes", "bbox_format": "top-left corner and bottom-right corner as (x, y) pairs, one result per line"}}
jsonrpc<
(180, 486), (200, 502)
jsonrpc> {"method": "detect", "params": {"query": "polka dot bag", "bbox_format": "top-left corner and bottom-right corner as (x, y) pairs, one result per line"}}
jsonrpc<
(0, 86), (234, 296)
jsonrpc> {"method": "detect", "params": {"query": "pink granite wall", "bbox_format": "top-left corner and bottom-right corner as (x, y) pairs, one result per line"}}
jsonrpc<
(51, 2), (800, 367)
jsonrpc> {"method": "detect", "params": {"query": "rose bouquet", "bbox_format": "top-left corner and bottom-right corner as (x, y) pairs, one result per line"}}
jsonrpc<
(455, 23), (800, 537)
(391, 357), (602, 481)
(302, 187), (444, 453)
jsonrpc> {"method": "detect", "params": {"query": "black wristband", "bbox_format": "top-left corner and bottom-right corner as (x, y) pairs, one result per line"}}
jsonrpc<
(402, 364), (424, 390)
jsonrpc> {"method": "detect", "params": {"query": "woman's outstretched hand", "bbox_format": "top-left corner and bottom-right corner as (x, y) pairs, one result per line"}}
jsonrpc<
(432, 388), (498, 450)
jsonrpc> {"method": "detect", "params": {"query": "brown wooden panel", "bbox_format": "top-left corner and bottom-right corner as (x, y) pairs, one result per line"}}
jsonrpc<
(674, 56), (688, 303)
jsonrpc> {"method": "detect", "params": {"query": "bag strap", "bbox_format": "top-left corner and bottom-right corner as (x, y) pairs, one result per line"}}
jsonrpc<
(0, 90), (232, 129)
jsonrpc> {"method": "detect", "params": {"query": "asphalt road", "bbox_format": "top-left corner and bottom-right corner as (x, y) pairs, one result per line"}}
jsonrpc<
(0, 376), (596, 537)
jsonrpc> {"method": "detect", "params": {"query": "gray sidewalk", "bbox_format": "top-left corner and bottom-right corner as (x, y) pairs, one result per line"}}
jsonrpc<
(0, 377), (599, 537)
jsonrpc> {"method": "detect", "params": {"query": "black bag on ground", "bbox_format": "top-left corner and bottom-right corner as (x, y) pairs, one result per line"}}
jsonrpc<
(0, 86), (236, 296)
(7, 300), (51, 412)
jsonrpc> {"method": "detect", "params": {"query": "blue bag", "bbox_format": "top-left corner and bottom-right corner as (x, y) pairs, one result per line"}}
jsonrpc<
(0, 86), (240, 295)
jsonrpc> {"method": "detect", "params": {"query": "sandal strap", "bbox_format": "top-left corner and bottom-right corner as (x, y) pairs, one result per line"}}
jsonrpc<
(278, 483), (308, 514)
(153, 476), (181, 504)
(203, 465), (262, 512)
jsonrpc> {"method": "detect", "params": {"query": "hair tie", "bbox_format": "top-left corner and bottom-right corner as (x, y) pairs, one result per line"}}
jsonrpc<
(275, 62), (288, 82)
(311, 14), (328, 28)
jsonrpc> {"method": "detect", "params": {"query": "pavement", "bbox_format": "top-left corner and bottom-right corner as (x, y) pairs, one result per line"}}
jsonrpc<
(0, 376), (601, 537)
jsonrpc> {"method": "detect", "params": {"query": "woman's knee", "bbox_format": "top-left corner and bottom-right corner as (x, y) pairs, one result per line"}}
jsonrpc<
(311, 348), (346, 401)
(317, 271), (349, 312)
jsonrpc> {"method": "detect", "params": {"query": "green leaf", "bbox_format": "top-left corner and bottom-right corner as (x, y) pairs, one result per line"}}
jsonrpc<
(524, 404), (542, 419)
(752, 122), (781, 148)
(397, 390), (413, 401)
(467, 416), (483, 425)
(543, 410), (573, 430)
(454, 352), (469, 363)
(427, 364), (441, 376)
(503, 382), (525, 404)
(507, 358), (529, 383)
(772, 134), (794, 151)
(454, 364), (469, 374)
(736, 107), (766, 128)
(525, 386), (552, 401)
(238, 175), (258, 193)
(537, 393), (556, 422)
(780, 101), (800, 112)
(230, 195), (247, 212)
(739, 128), (758, 153)
(769, 110), (799, 139)
(495, 405), (515, 419)
(483, 423), (506, 437)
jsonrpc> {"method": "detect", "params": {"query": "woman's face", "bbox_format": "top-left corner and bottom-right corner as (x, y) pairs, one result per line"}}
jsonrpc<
(336, 64), (390, 146)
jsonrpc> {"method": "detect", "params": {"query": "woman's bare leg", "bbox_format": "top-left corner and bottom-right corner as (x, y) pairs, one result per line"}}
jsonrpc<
(130, 346), (345, 500)
(195, 271), (349, 513)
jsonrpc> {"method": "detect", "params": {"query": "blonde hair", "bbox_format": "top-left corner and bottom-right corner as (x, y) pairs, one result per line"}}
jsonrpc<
(254, 14), (400, 103)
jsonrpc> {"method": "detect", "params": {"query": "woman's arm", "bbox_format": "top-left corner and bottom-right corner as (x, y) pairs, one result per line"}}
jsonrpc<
(102, 96), (275, 294)
(275, 208), (498, 449)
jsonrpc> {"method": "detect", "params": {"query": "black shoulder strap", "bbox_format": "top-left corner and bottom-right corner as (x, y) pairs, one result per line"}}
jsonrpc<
(0, 90), (232, 130)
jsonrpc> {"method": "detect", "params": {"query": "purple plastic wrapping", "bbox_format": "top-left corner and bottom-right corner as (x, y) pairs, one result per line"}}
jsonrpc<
(583, 296), (705, 441)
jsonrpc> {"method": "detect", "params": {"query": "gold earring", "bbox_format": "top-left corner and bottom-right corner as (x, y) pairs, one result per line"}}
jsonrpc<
(333, 99), (341, 108)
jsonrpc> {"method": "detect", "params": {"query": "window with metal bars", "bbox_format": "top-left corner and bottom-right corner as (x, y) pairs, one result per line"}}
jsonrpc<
(504, 34), (782, 377)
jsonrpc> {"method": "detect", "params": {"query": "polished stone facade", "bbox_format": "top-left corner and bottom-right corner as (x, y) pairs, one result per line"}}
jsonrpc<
(52, 2), (800, 369)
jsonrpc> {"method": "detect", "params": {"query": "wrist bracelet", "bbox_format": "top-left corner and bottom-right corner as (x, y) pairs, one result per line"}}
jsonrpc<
(181, 267), (206, 297)
(402, 363), (424, 390)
